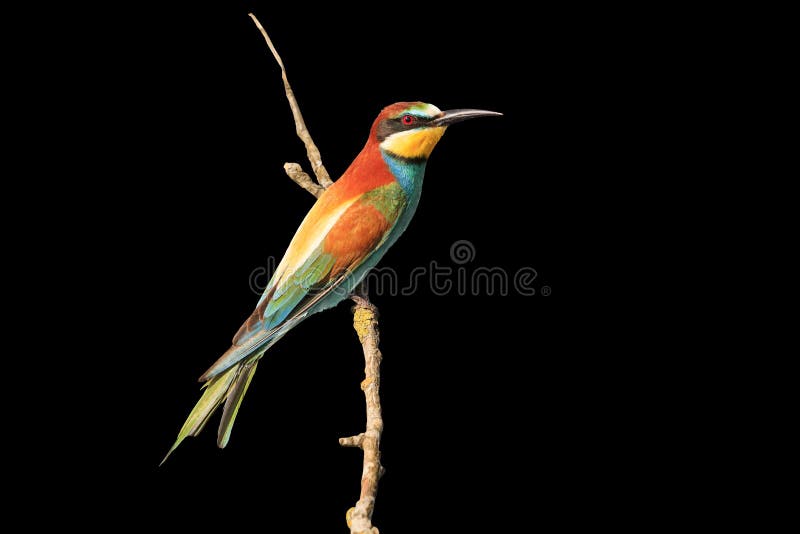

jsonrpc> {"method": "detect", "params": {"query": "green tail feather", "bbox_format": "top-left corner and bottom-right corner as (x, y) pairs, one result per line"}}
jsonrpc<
(217, 360), (259, 448)
(160, 365), (239, 465)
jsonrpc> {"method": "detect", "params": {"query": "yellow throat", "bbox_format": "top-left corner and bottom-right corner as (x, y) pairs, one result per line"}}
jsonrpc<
(380, 126), (447, 159)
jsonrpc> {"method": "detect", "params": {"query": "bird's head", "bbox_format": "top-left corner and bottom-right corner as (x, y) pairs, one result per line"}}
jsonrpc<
(372, 102), (501, 160)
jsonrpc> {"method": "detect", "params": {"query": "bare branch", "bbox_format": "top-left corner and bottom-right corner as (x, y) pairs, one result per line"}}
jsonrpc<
(249, 13), (334, 189)
(248, 14), (385, 534)
(343, 291), (384, 534)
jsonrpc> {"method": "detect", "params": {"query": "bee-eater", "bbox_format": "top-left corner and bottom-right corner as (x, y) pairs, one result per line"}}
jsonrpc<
(163, 102), (500, 462)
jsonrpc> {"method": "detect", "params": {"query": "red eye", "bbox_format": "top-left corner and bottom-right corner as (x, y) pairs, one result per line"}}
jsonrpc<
(401, 114), (416, 125)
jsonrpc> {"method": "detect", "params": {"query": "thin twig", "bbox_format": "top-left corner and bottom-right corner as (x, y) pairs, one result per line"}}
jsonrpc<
(248, 13), (334, 189)
(284, 163), (324, 198)
(249, 14), (384, 534)
(339, 432), (365, 448)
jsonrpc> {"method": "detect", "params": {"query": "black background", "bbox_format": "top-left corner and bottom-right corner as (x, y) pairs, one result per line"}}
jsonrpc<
(77, 1), (641, 530)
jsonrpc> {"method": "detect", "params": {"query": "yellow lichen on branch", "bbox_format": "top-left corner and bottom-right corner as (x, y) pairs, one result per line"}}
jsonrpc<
(353, 306), (376, 342)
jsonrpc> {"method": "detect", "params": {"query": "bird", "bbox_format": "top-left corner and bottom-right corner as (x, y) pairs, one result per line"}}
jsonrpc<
(162, 102), (500, 463)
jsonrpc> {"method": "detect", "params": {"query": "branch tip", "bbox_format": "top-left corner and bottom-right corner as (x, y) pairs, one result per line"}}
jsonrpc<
(339, 433), (365, 448)
(284, 162), (324, 198)
(249, 13), (333, 190)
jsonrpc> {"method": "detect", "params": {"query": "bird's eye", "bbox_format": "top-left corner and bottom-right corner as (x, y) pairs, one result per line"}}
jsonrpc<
(401, 114), (416, 126)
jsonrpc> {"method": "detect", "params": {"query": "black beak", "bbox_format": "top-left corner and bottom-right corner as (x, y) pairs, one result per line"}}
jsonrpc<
(432, 108), (503, 127)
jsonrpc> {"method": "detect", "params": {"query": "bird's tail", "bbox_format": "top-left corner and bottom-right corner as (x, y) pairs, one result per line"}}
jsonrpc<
(160, 356), (260, 465)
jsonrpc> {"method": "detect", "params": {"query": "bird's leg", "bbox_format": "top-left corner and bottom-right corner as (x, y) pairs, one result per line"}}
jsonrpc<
(350, 282), (378, 314)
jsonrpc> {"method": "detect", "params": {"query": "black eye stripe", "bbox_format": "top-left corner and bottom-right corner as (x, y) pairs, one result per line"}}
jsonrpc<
(376, 114), (432, 141)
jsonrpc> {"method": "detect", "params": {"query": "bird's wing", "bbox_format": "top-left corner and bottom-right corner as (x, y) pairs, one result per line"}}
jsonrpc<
(199, 183), (406, 381)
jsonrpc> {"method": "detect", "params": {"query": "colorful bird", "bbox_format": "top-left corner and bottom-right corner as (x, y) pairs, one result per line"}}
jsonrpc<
(162, 102), (500, 462)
